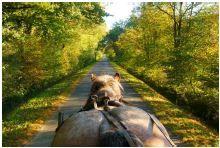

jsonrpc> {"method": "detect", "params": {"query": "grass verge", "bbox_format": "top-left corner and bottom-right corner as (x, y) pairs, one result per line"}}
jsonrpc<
(2, 63), (95, 147)
(111, 62), (219, 147)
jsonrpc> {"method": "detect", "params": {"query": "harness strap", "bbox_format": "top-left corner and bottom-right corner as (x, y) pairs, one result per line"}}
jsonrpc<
(146, 112), (176, 147)
(100, 110), (137, 147)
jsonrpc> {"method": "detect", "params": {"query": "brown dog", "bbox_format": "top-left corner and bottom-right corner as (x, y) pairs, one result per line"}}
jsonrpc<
(81, 72), (124, 111)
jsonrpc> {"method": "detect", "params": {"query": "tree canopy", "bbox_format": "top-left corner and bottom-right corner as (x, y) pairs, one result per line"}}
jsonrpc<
(103, 2), (219, 129)
(2, 2), (107, 108)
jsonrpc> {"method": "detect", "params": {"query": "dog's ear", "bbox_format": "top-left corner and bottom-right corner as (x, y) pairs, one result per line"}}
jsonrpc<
(91, 73), (96, 81)
(114, 72), (120, 81)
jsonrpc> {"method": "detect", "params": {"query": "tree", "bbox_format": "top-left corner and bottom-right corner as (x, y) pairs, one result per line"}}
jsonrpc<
(104, 2), (219, 129)
(2, 2), (107, 106)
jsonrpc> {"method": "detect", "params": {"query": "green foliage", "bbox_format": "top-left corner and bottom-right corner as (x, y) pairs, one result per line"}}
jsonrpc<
(2, 2), (107, 110)
(97, 22), (124, 54)
(104, 2), (219, 130)
(95, 50), (104, 61)
(3, 63), (95, 147)
(106, 49), (116, 59)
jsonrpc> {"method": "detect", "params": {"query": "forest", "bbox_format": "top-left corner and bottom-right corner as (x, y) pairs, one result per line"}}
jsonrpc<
(102, 2), (219, 129)
(3, 2), (107, 113)
(2, 2), (219, 147)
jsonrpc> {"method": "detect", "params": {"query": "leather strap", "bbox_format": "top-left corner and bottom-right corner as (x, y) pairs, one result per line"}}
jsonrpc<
(100, 110), (137, 147)
(146, 112), (176, 147)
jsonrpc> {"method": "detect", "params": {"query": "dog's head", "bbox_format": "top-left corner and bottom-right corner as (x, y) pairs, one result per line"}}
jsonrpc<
(90, 73), (123, 101)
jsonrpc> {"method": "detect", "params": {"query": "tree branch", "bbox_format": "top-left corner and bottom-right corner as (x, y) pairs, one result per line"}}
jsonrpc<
(156, 5), (174, 20)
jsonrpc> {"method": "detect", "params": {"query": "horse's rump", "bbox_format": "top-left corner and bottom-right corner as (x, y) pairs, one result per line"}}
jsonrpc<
(52, 110), (104, 146)
(52, 106), (154, 146)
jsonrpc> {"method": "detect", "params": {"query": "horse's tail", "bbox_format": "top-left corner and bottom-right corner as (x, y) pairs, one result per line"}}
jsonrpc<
(99, 129), (144, 147)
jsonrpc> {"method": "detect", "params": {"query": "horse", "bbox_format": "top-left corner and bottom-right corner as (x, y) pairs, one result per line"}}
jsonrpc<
(52, 73), (175, 147)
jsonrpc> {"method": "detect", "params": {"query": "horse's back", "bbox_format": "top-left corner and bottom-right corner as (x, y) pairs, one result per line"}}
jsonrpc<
(110, 106), (172, 146)
(52, 106), (169, 147)
(110, 106), (153, 141)
(52, 110), (105, 146)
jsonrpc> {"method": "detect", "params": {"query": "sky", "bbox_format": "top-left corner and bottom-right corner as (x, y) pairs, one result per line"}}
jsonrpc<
(102, 2), (140, 30)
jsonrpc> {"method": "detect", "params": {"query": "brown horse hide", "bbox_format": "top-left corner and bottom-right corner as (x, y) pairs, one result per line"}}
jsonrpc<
(52, 106), (172, 147)
(52, 110), (103, 146)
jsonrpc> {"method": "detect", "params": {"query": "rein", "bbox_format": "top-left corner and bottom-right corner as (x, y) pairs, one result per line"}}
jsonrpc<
(146, 112), (176, 147)
(100, 110), (139, 147)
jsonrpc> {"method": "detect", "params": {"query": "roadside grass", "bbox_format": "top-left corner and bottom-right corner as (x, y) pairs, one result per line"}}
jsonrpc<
(2, 63), (95, 147)
(111, 62), (219, 147)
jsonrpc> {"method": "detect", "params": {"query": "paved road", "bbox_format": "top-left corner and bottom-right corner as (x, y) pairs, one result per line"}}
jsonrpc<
(26, 58), (179, 146)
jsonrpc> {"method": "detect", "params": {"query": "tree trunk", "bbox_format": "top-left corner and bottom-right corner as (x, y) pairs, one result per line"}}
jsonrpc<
(172, 3), (178, 48)
(187, 2), (194, 30)
(176, 2), (183, 48)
